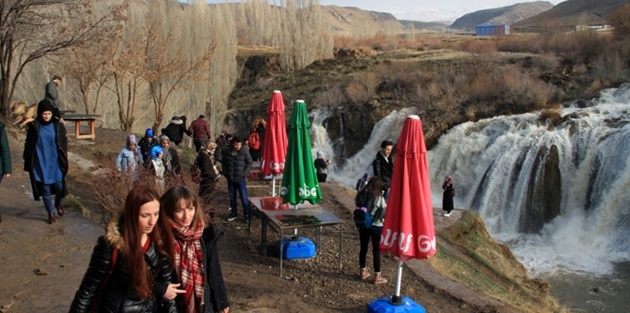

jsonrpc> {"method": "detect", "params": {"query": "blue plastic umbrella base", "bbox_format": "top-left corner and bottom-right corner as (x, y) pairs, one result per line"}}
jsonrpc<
(367, 296), (426, 313)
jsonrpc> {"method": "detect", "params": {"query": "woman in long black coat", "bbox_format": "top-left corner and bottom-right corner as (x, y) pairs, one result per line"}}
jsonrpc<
(23, 99), (68, 224)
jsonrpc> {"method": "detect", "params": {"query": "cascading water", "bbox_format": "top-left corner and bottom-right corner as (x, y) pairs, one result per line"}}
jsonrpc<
(310, 107), (417, 188)
(429, 84), (630, 277)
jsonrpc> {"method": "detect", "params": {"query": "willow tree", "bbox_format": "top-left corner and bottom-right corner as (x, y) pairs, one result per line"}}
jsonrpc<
(0, 0), (127, 116)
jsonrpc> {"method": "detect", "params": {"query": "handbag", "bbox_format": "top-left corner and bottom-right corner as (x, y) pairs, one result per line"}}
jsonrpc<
(89, 248), (118, 313)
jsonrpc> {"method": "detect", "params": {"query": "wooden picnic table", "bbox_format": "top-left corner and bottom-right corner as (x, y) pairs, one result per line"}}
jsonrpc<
(62, 114), (100, 140)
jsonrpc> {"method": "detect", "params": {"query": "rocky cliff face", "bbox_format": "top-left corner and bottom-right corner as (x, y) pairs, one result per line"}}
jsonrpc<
(448, 1), (554, 33)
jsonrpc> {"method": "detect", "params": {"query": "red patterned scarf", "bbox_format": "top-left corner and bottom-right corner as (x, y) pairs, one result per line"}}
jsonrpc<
(171, 220), (205, 313)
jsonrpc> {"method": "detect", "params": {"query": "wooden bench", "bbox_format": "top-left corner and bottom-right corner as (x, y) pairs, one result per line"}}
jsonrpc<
(61, 114), (100, 140)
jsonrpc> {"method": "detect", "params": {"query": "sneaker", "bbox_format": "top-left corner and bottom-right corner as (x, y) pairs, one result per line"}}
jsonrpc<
(227, 215), (237, 222)
(443, 213), (451, 217)
(214, 173), (222, 181)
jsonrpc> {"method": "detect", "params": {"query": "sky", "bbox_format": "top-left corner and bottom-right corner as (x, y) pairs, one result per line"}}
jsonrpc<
(318, 0), (565, 22)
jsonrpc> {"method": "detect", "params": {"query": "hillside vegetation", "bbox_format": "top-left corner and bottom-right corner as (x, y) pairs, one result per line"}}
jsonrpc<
(449, 1), (554, 33)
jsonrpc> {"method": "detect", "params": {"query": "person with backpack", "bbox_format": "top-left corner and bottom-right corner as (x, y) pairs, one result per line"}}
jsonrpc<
(247, 117), (266, 162)
(354, 176), (388, 285)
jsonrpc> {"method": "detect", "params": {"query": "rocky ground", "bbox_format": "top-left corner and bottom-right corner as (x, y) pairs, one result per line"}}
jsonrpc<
(0, 125), (520, 313)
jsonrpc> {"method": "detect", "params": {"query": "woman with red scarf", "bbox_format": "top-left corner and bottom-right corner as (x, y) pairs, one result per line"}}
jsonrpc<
(161, 186), (230, 313)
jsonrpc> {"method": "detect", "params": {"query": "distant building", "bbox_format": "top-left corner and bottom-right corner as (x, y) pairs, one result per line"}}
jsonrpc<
(475, 24), (510, 36)
(575, 24), (612, 32)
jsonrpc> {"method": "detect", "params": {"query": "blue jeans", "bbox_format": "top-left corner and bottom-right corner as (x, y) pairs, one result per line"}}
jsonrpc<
(37, 181), (64, 214)
(228, 179), (250, 218)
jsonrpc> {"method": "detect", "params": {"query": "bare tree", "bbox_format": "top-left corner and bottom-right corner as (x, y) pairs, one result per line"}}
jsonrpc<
(0, 0), (127, 115)
(139, 1), (215, 131)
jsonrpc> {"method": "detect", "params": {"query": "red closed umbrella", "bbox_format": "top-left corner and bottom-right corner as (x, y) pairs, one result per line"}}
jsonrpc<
(260, 90), (288, 195)
(372, 115), (435, 310)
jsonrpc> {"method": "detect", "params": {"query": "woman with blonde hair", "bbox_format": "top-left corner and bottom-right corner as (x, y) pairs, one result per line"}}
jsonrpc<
(161, 186), (230, 313)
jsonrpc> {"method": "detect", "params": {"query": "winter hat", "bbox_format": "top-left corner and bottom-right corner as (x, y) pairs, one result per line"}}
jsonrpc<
(316, 151), (325, 159)
(160, 135), (170, 143)
(37, 99), (55, 125)
(37, 99), (55, 117)
(145, 128), (154, 138)
(149, 145), (164, 160)
(169, 116), (183, 125)
(126, 134), (137, 147)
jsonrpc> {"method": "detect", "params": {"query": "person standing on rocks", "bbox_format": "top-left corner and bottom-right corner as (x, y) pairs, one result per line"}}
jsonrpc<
(442, 175), (455, 217)
(161, 186), (231, 313)
(23, 99), (68, 224)
(314, 151), (330, 183)
(0, 120), (12, 222)
(69, 186), (184, 313)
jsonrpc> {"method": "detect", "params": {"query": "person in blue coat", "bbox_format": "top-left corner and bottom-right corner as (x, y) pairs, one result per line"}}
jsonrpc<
(23, 99), (68, 224)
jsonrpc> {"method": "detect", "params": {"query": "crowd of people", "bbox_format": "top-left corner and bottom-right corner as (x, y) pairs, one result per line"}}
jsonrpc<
(1, 79), (459, 309)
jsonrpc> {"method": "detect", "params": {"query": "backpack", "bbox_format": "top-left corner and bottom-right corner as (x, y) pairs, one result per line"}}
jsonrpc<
(248, 132), (260, 150)
(353, 191), (373, 229)
(353, 206), (374, 229)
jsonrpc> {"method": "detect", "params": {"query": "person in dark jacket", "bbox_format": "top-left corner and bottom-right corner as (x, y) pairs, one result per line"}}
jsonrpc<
(161, 116), (190, 146)
(188, 115), (212, 152)
(23, 99), (68, 224)
(314, 151), (330, 183)
(160, 135), (181, 177)
(216, 136), (252, 222)
(196, 142), (221, 213)
(0, 121), (12, 223)
(442, 175), (455, 217)
(69, 186), (183, 313)
(372, 140), (394, 200)
(44, 75), (62, 119)
(161, 186), (231, 313)
(138, 128), (158, 165)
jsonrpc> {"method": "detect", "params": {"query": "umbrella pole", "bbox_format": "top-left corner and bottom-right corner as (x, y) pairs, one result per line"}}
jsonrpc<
(390, 259), (404, 305)
(271, 177), (276, 196)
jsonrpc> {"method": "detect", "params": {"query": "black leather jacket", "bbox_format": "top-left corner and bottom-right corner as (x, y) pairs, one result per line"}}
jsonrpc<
(69, 219), (178, 313)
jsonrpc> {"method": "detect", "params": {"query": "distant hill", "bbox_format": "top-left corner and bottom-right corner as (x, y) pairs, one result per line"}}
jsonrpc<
(321, 5), (404, 38)
(399, 20), (450, 33)
(513, 0), (630, 32)
(448, 1), (554, 33)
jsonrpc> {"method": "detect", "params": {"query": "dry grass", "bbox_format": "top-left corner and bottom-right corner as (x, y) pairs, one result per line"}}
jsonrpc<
(430, 210), (567, 313)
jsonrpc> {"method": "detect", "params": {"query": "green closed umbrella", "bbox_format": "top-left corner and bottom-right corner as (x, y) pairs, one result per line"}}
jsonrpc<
(280, 100), (322, 205)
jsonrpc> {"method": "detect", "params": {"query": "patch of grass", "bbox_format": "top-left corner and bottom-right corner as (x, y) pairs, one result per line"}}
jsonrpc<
(430, 210), (566, 313)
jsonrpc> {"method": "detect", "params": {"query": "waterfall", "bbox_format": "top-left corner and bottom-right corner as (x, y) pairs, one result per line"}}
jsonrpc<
(429, 84), (630, 276)
(310, 107), (416, 188)
(308, 85), (630, 276)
